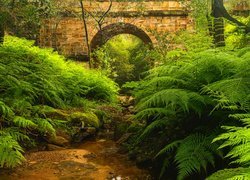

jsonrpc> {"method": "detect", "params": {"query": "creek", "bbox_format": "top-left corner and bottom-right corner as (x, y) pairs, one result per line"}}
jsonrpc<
(0, 137), (151, 180)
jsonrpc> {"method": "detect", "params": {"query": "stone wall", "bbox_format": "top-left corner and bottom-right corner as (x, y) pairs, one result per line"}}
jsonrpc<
(39, 0), (193, 59)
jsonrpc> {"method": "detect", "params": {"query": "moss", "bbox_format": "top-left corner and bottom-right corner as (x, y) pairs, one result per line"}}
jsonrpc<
(69, 112), (100, 128)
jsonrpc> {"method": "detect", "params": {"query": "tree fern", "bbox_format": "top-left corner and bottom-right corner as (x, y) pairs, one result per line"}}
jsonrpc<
(0, 135), (25, 168)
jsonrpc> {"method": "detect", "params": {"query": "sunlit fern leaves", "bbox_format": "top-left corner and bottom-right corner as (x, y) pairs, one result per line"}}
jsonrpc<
(35, 118), (56, 137)
(203, 78), (250, 110)
(206, 168), (250, 180)
(0, 128), (30, 142)
(0, 100), (14, 118)
(0, 135), (25, 168)
(213, 113), (250, 166)
(136, 89), (205, 116)
(156, 133), (222, 180)
(13, 116), (37, 129)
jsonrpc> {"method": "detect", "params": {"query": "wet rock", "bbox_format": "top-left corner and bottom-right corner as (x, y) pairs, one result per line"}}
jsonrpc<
(48, 135), (70, 147)
(72, 131), (91, 143)
(86, 127), (96, 135)
(69, 112), (100, 128)
(83, 153), (97, 159)
(47, 144), (66, 151)
(128, 106), (135, 113)
(56, 129), (72, 142)
(119, 96), (135, 107)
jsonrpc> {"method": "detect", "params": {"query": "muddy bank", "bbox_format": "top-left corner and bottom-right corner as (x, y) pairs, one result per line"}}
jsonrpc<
(0, 139), (151, 180)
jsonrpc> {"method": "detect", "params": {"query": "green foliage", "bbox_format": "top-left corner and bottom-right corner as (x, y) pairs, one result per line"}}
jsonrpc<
(13, 116), (37, 129)
(225, 16), (250, 49)
(92, 34), (151, 86)
(0, 36), (118, 168)
(156, 133), (222, 180)
(213, 114), (250, 166)
(133, 46), (250, 178)
(0, 135), (25, 168)
(207, 168), (250, 180)
(1, 36), (118, 106)
(69, 112), (100, 128)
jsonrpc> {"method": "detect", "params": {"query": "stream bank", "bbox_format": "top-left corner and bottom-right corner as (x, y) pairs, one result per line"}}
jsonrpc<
(0, 96), (153, 180)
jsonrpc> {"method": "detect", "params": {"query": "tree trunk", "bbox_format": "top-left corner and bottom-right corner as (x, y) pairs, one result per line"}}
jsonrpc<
(79, 0), (91, 66)
(211, 0), (250, 46)
(212, 0), (225, 47)
(0, 22), (4, 44)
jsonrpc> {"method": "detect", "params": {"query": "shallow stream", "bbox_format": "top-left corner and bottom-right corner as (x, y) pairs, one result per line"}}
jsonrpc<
(0, 139), (151, 180)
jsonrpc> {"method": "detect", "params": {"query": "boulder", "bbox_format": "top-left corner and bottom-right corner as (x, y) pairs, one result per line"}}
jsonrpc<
(48, 135), (70, 147)
(69, 112), (100, 128)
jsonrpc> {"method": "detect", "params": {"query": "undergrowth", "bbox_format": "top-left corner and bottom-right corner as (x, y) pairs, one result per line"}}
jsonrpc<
(131, 46), (250, 179)
(0, 36), (118, 168)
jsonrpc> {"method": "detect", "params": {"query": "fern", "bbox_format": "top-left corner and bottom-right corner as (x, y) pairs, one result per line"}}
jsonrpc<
(137, 89), (205, 115)
(207, 168), (250, 180)
(35, 118), (56, 137)
(213, 113), (250, 166)
(156, 133), (222, 180)
(13, 116), (37, 129)
(0, 100), (14, 118)
(136, 119), (171, 143)
(0, 128), (30, 141)
(0, 135), (25, 168)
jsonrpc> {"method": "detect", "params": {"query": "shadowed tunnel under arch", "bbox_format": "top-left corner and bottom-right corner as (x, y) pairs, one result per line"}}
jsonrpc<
(90, 23), (153, 52)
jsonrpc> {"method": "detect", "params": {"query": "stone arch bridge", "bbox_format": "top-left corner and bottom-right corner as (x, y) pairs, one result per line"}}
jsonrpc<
(39, 0), (193, 60)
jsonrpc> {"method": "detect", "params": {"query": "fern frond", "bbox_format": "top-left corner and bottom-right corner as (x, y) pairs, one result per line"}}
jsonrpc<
(13, 116), (37, 129)
(155, 140), (182, 157)
(213, 114), (250, 166)
(0, 135), (25, 168)
(206, 167), (250, 180)
(136, 119), (170, 143)
(0, 100), (14, 118)
(175, 133), (220, 180)
(137, 89), (204, 115)
(144, 76), (186, 88)
(35, 118), (56, 136)
(133, 108), (175, 121)
(0, 128), (30, 141)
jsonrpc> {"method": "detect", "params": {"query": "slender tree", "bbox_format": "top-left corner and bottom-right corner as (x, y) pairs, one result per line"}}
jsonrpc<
(79, 0), (91, 66)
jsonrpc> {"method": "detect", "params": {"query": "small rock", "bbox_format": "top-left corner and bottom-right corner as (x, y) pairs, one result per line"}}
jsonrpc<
(48, 135), (70, 147)
(128, 106), (134, 113)
(47, 144), (66, 151)
(86, 127), (96, 135)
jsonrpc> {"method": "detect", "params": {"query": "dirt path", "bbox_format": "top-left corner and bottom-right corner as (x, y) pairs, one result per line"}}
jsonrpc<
(0, 139), (151, 180)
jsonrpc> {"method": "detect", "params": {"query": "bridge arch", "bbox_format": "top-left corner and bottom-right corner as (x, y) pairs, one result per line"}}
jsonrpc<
(90, 23), (153, 52)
